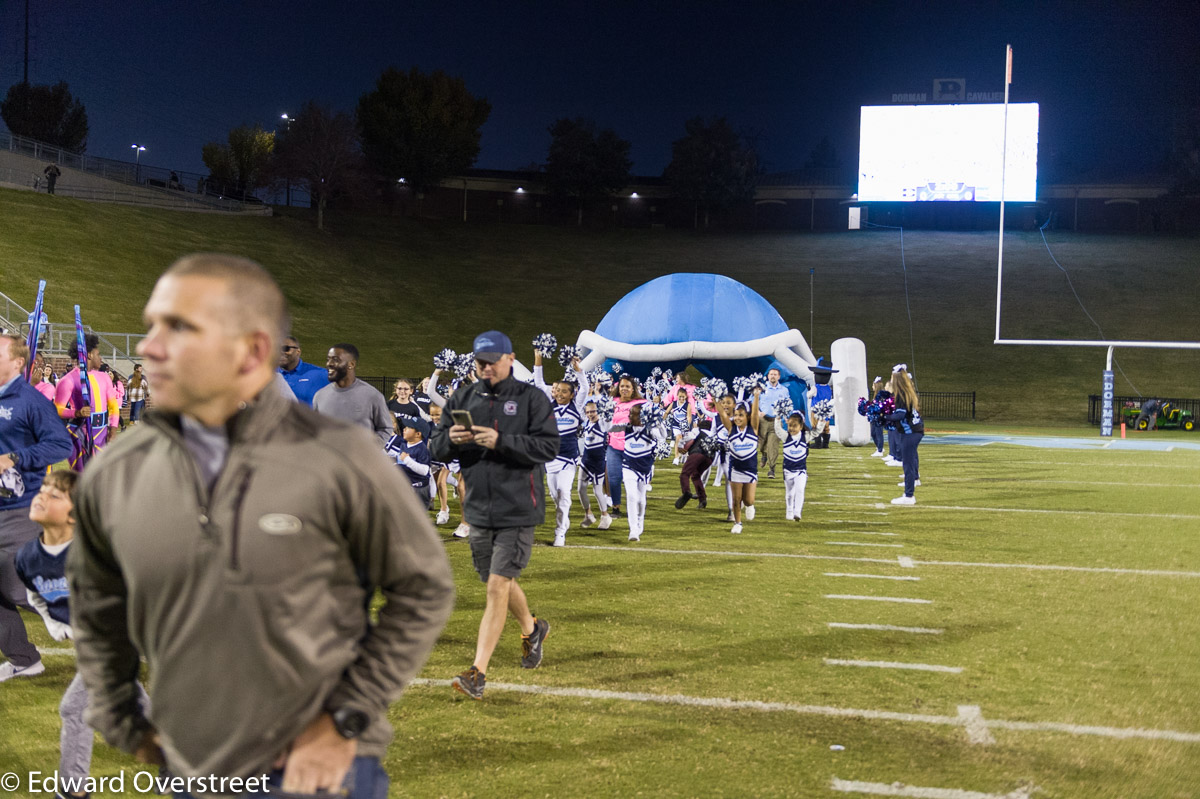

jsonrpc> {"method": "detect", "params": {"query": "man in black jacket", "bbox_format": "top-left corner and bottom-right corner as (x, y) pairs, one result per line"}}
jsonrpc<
(430, 330), (559, 700)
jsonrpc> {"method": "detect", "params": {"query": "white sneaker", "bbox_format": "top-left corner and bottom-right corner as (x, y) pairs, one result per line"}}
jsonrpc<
(628, 532), (641, 542)
(646, 484), (653, 492)
(672, 456), (682, 465)
(581, 513), (596, 528)
(744, 505), (756, 521)
(598, 514), (613, 530)
(870, 450), (884, 457)
(898, 480), (921, 487)
(885, 459), (903, 467)
(553, 533), (566, 547)
(731, 523), (743, 534)
(0, 660), (45, 682)
(435, 508), (450, 525)
(452, 523), (470, 538)
(785, 513), (794, 521)
(891, 496), (916, 506)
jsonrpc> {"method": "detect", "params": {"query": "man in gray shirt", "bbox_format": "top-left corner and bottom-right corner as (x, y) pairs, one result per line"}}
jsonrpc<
(313, 343), (393, 443)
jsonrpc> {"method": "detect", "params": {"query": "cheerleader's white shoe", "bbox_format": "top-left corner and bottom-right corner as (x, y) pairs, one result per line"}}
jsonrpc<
(785, 513), (795, 521)
(435, 508), (450, 525)
(598, 514), (613, 530)
(744, 505), (756, 521)
(581, 513), (597, 528)
(890, 496), (916, 506)
(870, 450), (884, 457)
(731, 523), (743, 534)
(897, 480), (922, 487)
(553, 533), (566, 547)
(452, 523), (470, 538)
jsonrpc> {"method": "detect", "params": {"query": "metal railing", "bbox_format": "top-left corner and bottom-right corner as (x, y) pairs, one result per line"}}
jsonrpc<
(1, 129), (267, 213)
(0, 289), (142, 368)
(917, 391), (976, 421)
(1087, 395), (1199, 427)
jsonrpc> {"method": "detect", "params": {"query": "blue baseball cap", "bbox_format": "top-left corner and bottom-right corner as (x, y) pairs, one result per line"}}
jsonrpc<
(473, 330), (513, 363)
(403, 417), (431, 438)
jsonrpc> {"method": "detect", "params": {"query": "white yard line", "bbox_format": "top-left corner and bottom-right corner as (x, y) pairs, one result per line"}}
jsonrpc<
(824, 573), (920, 581)
(826, 542), (904, 548)
(828, 623), (943, 634)
(824, 594), (932, 604)
(36, 647), (75, 656)
(958, 705), (997, 745)
(867, 502), (1200, 520)
(413, 679), (1200, 746)
(825, 658), (963, 673)
(827, 530), (900, 536)
(831, 777), (1034, 799)
(564, 545), (1200, 578)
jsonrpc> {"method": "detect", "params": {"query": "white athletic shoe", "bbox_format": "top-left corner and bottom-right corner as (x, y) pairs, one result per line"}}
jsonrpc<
(553, 533), (566, 547)
(785, 513), (794, 521)
(891, 496), (916, 506)
(435, 508), (450, 525)
(885, 458), (903, 467)
(744, 505), (756, 521)
(870, 450), (884, 457)
(452, 523), (470, 538)
(628, 532), (641, 542)
(646, 484), (653, 492)
(0, 660), (45, 682)
(598, 514), (613, 530)
(672, 456), (682, 466)
(581, 513), (596, 528)
(731, 523), (743, 534)
(898, 480), (922, 487)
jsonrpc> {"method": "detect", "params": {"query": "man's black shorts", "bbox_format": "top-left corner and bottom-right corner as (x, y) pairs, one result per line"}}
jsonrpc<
(468, 525), (534, 582)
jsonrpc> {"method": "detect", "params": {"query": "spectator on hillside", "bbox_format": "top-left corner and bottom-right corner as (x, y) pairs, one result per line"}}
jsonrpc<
(278, 336), (326, 407)
(313, 343), (393, 443)
(43, 164), (61, 195)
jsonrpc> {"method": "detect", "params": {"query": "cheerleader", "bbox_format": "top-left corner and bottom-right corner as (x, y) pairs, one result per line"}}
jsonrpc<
(427, 405), (452, 523)
(886, 367), (924, 505)
(869, 376), (887, 457)
(718, 386), (761, 534)
(775, 410), (810, 521)
(663, 372), (696, 464)
(703, 393), (737, 522)
(619, 403), (665, 542)
(427, 366), (471, 538)
(532, 352), (589, 546)
(578, 400), (613, 530)
(882, 377), (902, 467)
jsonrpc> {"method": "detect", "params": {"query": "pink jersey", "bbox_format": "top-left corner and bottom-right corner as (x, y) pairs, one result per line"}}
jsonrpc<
(607, 398), (647, 450)
(34, 381), (56, 402)
(55, 367), (120, 428)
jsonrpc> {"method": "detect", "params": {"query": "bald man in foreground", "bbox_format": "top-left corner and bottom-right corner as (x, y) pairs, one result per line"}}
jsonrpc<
(68, 254), (454, 798)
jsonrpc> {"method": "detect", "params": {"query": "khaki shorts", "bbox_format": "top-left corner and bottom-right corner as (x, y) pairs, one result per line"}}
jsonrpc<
(469, 525), (534, 582)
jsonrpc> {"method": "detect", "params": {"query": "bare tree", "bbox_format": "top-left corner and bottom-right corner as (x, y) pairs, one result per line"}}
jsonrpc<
(274, 102), (364, 230)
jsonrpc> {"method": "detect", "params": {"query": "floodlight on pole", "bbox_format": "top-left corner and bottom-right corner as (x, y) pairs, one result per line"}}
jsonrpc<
(280, 114), (292, 206)
(131, 144), (145, 184)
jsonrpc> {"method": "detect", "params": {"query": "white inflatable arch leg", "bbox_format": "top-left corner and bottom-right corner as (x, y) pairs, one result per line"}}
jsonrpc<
(831, 337), (870, 447)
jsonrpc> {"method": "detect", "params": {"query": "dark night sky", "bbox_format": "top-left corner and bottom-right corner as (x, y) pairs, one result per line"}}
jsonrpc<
(2, 1), (1197, 182)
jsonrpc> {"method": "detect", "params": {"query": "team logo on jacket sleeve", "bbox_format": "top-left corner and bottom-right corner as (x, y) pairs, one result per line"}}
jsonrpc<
(504, 401), (518, 415)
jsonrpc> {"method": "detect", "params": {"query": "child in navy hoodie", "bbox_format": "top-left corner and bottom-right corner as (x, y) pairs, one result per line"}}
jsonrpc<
(385, 418), (433, 509)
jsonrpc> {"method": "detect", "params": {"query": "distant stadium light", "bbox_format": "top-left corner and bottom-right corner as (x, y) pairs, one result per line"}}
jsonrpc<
(281, 113), (289, 120)
(397, 178), (406, 184)
(631, 192), (640, 198)
(516, 187), (525, 193)
(131, 144), (146, 184)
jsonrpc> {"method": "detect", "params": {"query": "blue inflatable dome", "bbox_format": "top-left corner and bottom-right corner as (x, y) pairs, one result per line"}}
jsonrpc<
(596, 273), (789, 345)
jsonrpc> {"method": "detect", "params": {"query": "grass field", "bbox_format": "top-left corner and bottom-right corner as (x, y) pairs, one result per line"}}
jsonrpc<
(0, 188), (1198, 424)
(4, 428), (1199, 798)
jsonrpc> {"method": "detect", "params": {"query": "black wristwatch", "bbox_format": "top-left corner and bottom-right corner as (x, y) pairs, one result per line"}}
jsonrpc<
(5, 452), (18, 467)
(330, 707), (370, 740)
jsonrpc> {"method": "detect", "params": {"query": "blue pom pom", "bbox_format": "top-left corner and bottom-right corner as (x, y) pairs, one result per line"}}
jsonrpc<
(707, 379), (728, 398)
(774, 397), (794, 419)
(595, 395), (615, 422)
(812, 399), (834, 421)
(532, 333), (558, 357)
(639, 401), (665, 428)
(609, 361), (623, 375)
(557, 344), (581, 368)
(433, 348), (457, 370)
(454, 352), (475, 378)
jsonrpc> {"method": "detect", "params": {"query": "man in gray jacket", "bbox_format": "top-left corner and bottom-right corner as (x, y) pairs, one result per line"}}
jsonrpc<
(68, 254), (454, 798)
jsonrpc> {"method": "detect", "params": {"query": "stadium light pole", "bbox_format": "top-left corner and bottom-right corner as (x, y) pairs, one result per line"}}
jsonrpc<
(280, 113), (292, 207)
(131, 144), (146, 184)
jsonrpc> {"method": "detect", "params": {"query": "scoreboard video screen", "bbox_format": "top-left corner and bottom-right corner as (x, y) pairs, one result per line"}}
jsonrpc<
(858, 103), (1039, 202)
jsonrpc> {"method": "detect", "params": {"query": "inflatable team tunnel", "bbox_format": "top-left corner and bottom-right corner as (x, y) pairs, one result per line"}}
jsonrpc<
(574, 273), (870, 446)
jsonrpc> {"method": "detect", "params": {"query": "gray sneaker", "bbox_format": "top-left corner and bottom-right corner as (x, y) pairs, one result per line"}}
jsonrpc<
(521, 617), (550, 669)
(451, 666), (486, 700)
